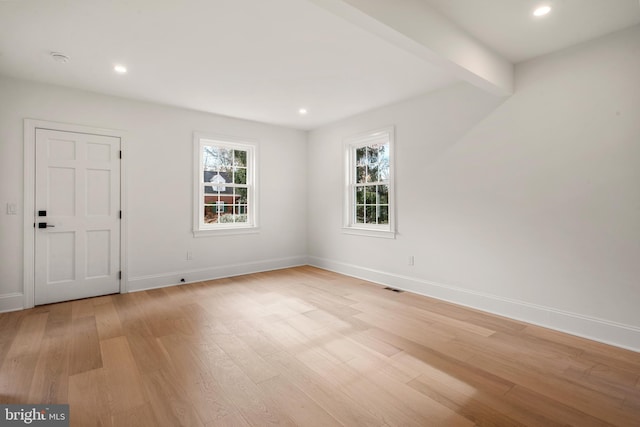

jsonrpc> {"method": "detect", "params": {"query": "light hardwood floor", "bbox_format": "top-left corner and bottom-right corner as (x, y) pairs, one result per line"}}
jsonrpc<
(1, 266), (639, 426)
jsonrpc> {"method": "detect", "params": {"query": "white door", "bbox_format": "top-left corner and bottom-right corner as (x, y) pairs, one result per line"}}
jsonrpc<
(35, 129), (121, 305)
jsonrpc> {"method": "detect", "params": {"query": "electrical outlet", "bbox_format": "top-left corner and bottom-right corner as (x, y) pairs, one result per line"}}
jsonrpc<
(187, 251), (193, 260)
(408, 255), (414, 266)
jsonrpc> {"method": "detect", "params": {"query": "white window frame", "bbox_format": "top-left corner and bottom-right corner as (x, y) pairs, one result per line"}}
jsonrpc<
(343, 126), (395, 239)
(193, 133), (258, 237)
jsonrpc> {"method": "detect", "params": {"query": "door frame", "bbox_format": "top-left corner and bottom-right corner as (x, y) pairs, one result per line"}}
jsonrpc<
(23, 119), (128, 308)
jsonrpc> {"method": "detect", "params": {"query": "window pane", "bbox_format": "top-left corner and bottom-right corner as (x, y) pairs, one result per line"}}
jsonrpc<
(377, 185), (389, 204)
(365, 186), (377, 204)
(356, 206), (365, 223)
(235, 187), (248, 204)
(233, 149), (247, 167)
(233, 205), (248, 223)
(204, 206), (217, 224)
(378, 206), (389, 224)
(234, 167), (247, 184)
(365, 206), (376, 224)
(355, 187), (364, 204)
(219, 213), (234, 223)
(368, 163), (379, 183)
(378, 144), (387, 159)
(202, 146), (218, 171)
(355, 147), (366, 166)
(367, 146), (379, 166)
(203, 146), (232, 171)
(356, 166), (366, 184)
(378, 144), (389, 181)
(220, 148), (233, 170)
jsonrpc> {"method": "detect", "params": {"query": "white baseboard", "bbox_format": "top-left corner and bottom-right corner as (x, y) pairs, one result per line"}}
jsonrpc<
(0, 293), (24, 313)
(308, 256), (640, 353)
(127, 255), (308, 292)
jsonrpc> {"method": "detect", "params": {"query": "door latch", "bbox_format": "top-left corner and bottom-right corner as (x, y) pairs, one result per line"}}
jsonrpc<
(38, 222), (55, 228)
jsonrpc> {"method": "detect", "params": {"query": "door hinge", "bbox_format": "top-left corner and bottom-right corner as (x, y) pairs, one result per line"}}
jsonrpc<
(119, 210), (122, 219)
(119, 150), (122, 159)
(118, 271), (122, 280)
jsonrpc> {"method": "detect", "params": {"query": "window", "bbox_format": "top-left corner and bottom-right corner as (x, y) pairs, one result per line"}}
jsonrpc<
(194, 133), (257, 236)
(344, 126), (395, 238)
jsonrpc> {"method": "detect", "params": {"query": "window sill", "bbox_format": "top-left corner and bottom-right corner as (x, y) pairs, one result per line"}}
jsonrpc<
(342, 227), (396, 239)
(193, 227), (260, 238)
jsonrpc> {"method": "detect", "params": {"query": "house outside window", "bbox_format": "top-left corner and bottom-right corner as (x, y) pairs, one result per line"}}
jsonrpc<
(344, 126), (395, 239)
(194, 133), (257, 236)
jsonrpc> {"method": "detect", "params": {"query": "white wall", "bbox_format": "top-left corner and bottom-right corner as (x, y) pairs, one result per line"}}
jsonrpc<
(307, 25), (640, 351)
(0, 77), (307, 310)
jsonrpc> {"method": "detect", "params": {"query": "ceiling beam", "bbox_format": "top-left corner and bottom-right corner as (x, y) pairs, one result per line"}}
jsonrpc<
(309, 0), (514, 96)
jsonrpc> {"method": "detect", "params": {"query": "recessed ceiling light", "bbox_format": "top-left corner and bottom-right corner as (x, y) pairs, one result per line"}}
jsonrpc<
(533, 5), (551, 17)
(50, 52), (70, 63)
(114, 64), (127, 74)
(298, 108), (308, 115)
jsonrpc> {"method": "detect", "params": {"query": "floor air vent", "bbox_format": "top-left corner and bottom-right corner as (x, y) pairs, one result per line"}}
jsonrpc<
(383, 287), (403, 293)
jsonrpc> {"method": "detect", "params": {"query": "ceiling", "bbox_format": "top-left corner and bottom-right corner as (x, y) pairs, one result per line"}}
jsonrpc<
(0, 0), (639, 130)
(423, 0), (640, 63)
